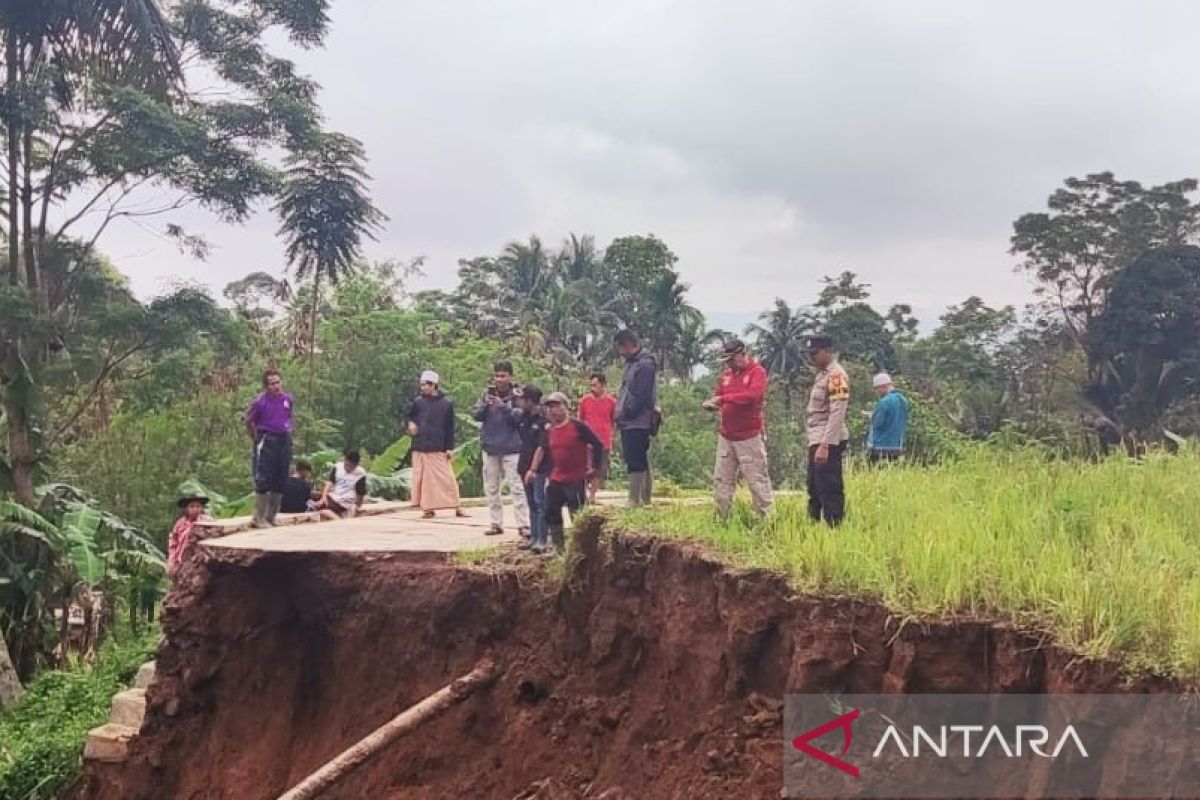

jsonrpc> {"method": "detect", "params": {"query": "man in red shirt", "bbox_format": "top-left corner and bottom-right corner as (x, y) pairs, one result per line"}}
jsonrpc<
(703, 339), (774, 519)
(527, 392), (604, 555)
(578, 372), (616, 504)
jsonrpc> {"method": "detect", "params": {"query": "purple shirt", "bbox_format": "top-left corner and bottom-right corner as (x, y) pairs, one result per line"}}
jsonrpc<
(246, 391), (294, 436)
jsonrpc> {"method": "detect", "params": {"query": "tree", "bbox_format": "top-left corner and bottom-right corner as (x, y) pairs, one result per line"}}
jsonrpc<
(1, 0), (339, 506)
(1011, 173), (1200, 353)
(822, 303), (896, 371)
(816, 270), (871, 310)
(1087, 245), (1200, 451)
(274, 131), (386, 366)
(745, 298), (815, 413)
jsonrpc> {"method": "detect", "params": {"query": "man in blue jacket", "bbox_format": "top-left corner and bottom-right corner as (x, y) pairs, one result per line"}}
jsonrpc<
(473, 360), (530, 536)
(867, 373), (908, 464)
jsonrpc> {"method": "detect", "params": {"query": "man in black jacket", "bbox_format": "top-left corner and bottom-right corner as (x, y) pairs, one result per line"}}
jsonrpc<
(405, 370), (466, 519)
(614, 330), (658, 507)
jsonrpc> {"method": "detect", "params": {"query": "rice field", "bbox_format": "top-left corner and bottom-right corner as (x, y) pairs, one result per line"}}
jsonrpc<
(616, 449), (1200, 682)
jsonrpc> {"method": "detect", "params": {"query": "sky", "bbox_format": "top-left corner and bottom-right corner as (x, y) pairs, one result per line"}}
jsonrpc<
(93, 0), (1200, 331)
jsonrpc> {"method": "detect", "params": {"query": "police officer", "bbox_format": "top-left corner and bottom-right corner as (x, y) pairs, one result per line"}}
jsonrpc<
(804, 335), (850, 525)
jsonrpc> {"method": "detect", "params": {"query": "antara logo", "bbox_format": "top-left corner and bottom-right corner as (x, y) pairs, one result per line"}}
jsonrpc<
(791, 709), (1089, 777)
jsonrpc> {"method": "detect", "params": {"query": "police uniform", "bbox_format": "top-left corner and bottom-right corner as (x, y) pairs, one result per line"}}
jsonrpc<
(805, 359), (850, 525)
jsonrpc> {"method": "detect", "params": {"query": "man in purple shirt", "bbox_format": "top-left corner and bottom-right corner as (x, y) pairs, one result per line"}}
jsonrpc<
(244, 369), (294, 527)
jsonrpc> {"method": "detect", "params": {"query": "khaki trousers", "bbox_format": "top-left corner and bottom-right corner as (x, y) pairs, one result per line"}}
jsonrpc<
(713, 433), (774, 518)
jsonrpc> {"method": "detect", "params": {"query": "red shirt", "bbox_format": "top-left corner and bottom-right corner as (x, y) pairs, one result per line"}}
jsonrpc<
(545, 420), (603, 484)
(716, 359), (768, 441)
(578, 393), (616, 450)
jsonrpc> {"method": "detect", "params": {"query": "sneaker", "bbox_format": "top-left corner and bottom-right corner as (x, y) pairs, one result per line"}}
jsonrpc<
(485, 526), (504, 536)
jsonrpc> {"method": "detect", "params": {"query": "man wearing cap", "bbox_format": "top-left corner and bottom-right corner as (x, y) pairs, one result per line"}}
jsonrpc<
(528, 392), (604, 554)
(168, 487), (212, 577)
(405, 371), (466, 518)
(245, 368), (294, 528)
(867, 373), (908, 463)
(703, 339), (774, 518)
(804, 335), (850, 526)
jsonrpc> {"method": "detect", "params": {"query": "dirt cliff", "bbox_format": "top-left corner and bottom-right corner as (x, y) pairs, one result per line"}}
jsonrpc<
(81, 518), (1177, 799)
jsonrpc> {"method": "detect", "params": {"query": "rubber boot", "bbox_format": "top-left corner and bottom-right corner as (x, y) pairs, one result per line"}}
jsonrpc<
(251, 493), (270, 528)
(266, 492), (283, 525)
(642, 470), (653, 506)
(627, 473), (645, 508)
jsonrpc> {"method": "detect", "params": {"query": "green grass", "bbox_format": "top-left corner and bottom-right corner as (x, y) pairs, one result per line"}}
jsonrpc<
(0, 628), (158, 800)
(618, 449), (1200, 682)
(452, 546), (502, 566)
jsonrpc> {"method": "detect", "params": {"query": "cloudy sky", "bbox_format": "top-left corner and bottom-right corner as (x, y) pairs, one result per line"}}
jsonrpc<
(97, 0), (1200, 329)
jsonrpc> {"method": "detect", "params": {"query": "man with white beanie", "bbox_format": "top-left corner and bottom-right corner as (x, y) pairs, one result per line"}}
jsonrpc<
(867, 372), (909, 464)
(404, 370), (467, 518)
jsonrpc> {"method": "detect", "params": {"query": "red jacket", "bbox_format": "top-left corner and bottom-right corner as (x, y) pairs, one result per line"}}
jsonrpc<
(716, 359), (768, 441)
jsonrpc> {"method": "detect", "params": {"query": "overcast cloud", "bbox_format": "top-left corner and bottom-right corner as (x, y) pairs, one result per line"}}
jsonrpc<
(96, 0), (1200, 328)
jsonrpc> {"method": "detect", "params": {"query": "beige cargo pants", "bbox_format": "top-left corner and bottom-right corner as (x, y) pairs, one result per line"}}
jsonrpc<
(713, 433), (774, 518)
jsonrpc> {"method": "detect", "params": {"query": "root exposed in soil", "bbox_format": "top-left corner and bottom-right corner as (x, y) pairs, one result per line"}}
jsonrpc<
(82, 519), (1179, 799)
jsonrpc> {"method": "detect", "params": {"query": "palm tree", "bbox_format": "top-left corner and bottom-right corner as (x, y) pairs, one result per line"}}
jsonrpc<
(274, 132), (386, 366)
(642, 271), (702, 377)
(674, 316), (728, 377)
(745, 298), (816, 413)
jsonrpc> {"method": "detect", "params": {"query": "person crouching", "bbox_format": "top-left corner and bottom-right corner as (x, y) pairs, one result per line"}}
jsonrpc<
(317, 450), (367, 520)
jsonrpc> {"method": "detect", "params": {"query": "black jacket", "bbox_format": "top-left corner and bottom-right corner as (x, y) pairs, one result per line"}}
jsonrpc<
(517, 409), (551, 475)
(405, 393), (456, 452)
(616, 348), (658, 431)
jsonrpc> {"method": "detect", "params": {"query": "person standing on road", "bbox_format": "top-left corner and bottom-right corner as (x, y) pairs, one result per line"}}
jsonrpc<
(614, 330), (658, 507)
(472, 361), (530, 536)
(578, 372), (616, 504)
(867, 373), (908, 464)
(517, 385), (551, 552)
(804, 335), (850, 526)
(245, 368), (294, 528)
(528, 392), (604, 554)
(703, 339), (774, 519)
(406, 370), (467, 519)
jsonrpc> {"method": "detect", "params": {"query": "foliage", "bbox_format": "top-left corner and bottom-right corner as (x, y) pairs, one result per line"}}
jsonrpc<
(0, 626), (157, 800)
(620, 449), (1200, 682)
(1087, 245), (1200, 447)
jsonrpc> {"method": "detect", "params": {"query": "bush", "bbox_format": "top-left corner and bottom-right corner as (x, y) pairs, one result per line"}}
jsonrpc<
(0, 629), (158, 799)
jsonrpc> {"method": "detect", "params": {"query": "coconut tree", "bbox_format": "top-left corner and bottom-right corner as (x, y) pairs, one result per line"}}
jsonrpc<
(745, 298), (817, 413)
(274, 132), (386, 368)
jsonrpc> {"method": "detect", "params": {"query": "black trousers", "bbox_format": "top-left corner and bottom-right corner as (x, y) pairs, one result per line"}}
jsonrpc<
(620, 428), (651, 473)
(254, 433), (292, 494)
(545, 480), (586, 548)
(806, 442), (846, 526)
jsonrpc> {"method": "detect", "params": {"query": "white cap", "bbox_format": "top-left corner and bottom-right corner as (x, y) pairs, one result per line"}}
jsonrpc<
(872, 372), (893, 388)
(420, 370), (439, 385)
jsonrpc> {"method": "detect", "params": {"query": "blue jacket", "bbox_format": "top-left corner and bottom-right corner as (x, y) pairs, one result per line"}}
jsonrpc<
(868, 389), (908, 452)
(472, 388), (523, 456)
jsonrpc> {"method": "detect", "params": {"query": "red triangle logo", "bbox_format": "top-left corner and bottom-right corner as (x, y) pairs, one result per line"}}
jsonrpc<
(791, 708), (860, 778)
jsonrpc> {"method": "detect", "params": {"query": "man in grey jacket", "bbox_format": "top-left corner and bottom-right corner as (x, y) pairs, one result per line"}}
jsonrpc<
(614, 330), (658, 507)
(472, 360), (531, 536)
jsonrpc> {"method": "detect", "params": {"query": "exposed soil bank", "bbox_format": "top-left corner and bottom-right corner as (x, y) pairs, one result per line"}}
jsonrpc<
(82, 519), (1180, 799)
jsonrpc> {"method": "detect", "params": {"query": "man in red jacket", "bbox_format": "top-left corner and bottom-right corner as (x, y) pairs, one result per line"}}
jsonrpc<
(703, 339), (774, 518)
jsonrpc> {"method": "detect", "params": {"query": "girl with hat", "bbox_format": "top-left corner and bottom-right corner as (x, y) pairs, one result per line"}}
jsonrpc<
(169, 484), (212, 577)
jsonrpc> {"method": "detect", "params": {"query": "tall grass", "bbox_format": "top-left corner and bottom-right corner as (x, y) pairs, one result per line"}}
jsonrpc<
(618, 449), (1200, 682)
